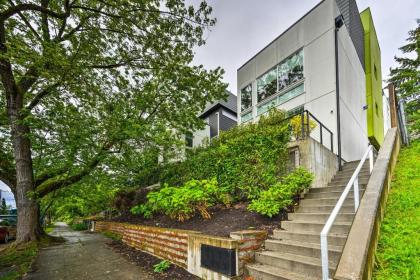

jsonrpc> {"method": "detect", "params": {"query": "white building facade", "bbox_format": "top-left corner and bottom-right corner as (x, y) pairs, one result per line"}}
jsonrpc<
(237, 0), (369, 162)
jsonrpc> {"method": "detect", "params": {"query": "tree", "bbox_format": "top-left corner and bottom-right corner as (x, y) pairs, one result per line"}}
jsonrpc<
(389, 19), (420, 135)
(0, 0), (226, 242)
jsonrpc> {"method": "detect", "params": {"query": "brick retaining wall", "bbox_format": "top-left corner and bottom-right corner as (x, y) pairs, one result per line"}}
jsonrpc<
(93, 221), (267, 279)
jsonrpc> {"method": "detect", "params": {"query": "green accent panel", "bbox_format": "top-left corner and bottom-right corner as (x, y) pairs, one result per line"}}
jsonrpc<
(361, 8), (384, 149)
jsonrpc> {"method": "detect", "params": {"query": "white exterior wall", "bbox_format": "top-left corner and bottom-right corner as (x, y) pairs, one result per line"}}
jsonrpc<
(237, 0), (368, 161)
(193, 117), (210, 147)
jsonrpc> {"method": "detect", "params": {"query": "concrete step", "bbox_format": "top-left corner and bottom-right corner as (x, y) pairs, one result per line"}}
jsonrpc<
(336, 168), (370, 176)
(288, 213), (355, 223)
(332, 173), (370, 181)
(272, 230), (348, 246)
(264, 239), (343, 263)
(329, 176), (369, 185)
(282, 221), (351, 234)
(247, 263), (317, 280)
(299, 197), (354, 206)
(308, 185), (366, 193)
(304, 190), (364, 199)
(294, 204), (356, 214)
(255, 251), (336, 278)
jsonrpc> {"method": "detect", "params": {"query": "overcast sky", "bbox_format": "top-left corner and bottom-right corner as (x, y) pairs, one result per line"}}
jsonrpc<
(191, 0), (419, 93)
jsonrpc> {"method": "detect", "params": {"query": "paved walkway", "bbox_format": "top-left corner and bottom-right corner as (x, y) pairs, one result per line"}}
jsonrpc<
(25, 222), (154, 280)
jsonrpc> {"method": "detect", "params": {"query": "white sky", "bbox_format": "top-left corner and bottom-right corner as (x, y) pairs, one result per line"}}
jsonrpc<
(191, 0), (420, 93)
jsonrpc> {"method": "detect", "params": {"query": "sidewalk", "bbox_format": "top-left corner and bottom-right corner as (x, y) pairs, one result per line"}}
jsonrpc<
(25, 222), (154, 280)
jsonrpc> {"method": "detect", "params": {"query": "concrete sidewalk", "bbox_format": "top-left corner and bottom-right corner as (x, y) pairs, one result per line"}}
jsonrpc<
(25, 222), (154, 280)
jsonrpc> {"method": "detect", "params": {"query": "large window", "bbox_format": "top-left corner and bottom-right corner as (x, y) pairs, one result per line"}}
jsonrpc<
(277, 49), (304, 91)
(257, 67), (277, 103)
(256, 49), (304, 104)
(241, 84), (252, 111)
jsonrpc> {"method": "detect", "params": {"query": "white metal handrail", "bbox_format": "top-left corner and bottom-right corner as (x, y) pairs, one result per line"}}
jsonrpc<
(320, 145), (374, 280)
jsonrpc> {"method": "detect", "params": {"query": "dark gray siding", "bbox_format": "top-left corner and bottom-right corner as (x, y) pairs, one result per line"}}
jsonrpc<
(336, 0), (365, 70)
(219, 110), (237, 132)
(208, 112), (219, 138)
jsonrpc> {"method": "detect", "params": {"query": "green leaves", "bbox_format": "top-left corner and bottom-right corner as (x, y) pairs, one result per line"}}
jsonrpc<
(248, 168), (313, 217)
(160, 109), (291, 200)
(131, 178), (220, 221)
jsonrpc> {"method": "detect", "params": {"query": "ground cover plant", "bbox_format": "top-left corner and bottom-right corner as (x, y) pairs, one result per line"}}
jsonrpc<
(373, 140), (420, 279)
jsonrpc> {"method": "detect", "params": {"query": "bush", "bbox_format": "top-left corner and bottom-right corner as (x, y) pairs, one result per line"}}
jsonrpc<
(160, 109), (291, 200)
(131, 178), (223, 221)
(248, 168), (313, 217)
(70, 222), (88, 231)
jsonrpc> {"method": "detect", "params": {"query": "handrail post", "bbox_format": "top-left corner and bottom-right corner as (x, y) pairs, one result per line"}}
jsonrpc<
(320, 233), (329, 280)
(369, 147), (374, 173)
(306, 110), (310, 138)
(301, 110), (305, 139)
(353, 176), (359, 211)
(320, 125), (323, 145)
(330, 133), (333, 152)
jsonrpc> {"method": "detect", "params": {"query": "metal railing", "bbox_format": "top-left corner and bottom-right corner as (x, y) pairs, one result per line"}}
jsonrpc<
(320, 145), (374, 280)
(284, 109), (334, 153)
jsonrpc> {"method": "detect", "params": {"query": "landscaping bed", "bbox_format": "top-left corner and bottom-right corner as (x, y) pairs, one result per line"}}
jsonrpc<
(110, 202), (285, 237)
(106, 239), (199, 280)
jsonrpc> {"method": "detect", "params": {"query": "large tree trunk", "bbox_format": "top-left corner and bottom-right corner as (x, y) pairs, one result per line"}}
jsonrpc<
(9, 93), (42, 242)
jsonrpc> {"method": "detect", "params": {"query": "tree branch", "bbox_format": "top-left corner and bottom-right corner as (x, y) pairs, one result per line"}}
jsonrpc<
(35, 143), (113, 197)
(0, 3), (69, 22)
(26, 81), (60, 111)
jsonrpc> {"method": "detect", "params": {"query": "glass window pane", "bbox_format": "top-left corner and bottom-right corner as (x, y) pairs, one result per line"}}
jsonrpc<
(257, 68), (277, 103)
(241, 112), (253, 123)
(278, 49), (304, 91)
(241, 84), (252, 111)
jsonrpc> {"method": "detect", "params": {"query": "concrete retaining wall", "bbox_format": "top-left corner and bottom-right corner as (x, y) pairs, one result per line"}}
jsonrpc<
(93, 221), (266, 279)
(289, 137), (338, 188)
(334, 128), (400, 280)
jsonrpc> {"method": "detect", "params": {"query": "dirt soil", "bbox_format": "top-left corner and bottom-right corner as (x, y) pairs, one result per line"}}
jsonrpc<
(110, 202), (285, 237)
(107, 239), (199, 280)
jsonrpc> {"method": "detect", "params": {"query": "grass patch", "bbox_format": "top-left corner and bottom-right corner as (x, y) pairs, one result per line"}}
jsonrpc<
(44, 224), (55, 234)
(0, 236), (64, 280)
(0, 242), (38, 280)
(373, 140), (420, 280)
(102, 231), (122, 241)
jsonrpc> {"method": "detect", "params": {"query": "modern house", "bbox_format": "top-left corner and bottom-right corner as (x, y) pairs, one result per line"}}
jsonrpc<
(237, 0), (384, 163)
(189, 91), (237, 148)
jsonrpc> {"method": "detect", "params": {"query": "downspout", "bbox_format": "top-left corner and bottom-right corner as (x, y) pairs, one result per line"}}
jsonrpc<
(335, 15), (344, 171)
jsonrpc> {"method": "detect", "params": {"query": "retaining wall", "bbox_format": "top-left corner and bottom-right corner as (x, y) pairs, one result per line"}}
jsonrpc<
(93, 221), (266, 279)
(334, 128), (400, 280)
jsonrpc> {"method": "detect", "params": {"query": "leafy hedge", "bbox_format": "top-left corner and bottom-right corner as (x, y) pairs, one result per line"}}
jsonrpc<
(160, 109), (291, 200)
(130, 109), (314, 220)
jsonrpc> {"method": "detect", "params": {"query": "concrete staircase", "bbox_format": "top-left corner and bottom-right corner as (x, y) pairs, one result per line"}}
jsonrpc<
(247, 161), (371, 280)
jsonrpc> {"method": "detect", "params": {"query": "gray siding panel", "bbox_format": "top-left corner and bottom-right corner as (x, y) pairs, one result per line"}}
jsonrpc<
(336, 0), (365, 70)
(219, 113), (237, 132)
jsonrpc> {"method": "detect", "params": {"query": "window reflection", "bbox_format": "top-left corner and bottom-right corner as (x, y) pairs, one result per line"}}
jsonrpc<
(257, 68), (277, 103)
(241, 84), (252, 111)
(278, 49), (303, 91)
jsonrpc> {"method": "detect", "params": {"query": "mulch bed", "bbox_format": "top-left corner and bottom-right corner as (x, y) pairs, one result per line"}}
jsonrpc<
(106, 239), (199, 280)
(109, 202), (286, 237)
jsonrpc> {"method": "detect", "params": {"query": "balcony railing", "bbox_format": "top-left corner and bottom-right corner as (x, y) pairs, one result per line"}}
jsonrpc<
(284, 109), (334, 153)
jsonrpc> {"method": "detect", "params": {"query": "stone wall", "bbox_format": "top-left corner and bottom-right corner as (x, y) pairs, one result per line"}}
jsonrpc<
(93, 221), (266, 279)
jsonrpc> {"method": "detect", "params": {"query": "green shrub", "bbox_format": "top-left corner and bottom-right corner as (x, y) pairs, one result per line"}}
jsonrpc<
(160, 109), (291, 200)
(70, 222), (88, 231)
(248, 168), (313, 217)
(153, 260), (171, 273)
(131, 178), (222, 221)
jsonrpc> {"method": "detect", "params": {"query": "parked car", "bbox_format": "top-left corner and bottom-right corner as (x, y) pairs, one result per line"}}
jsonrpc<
(0, 218), (17, 243)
